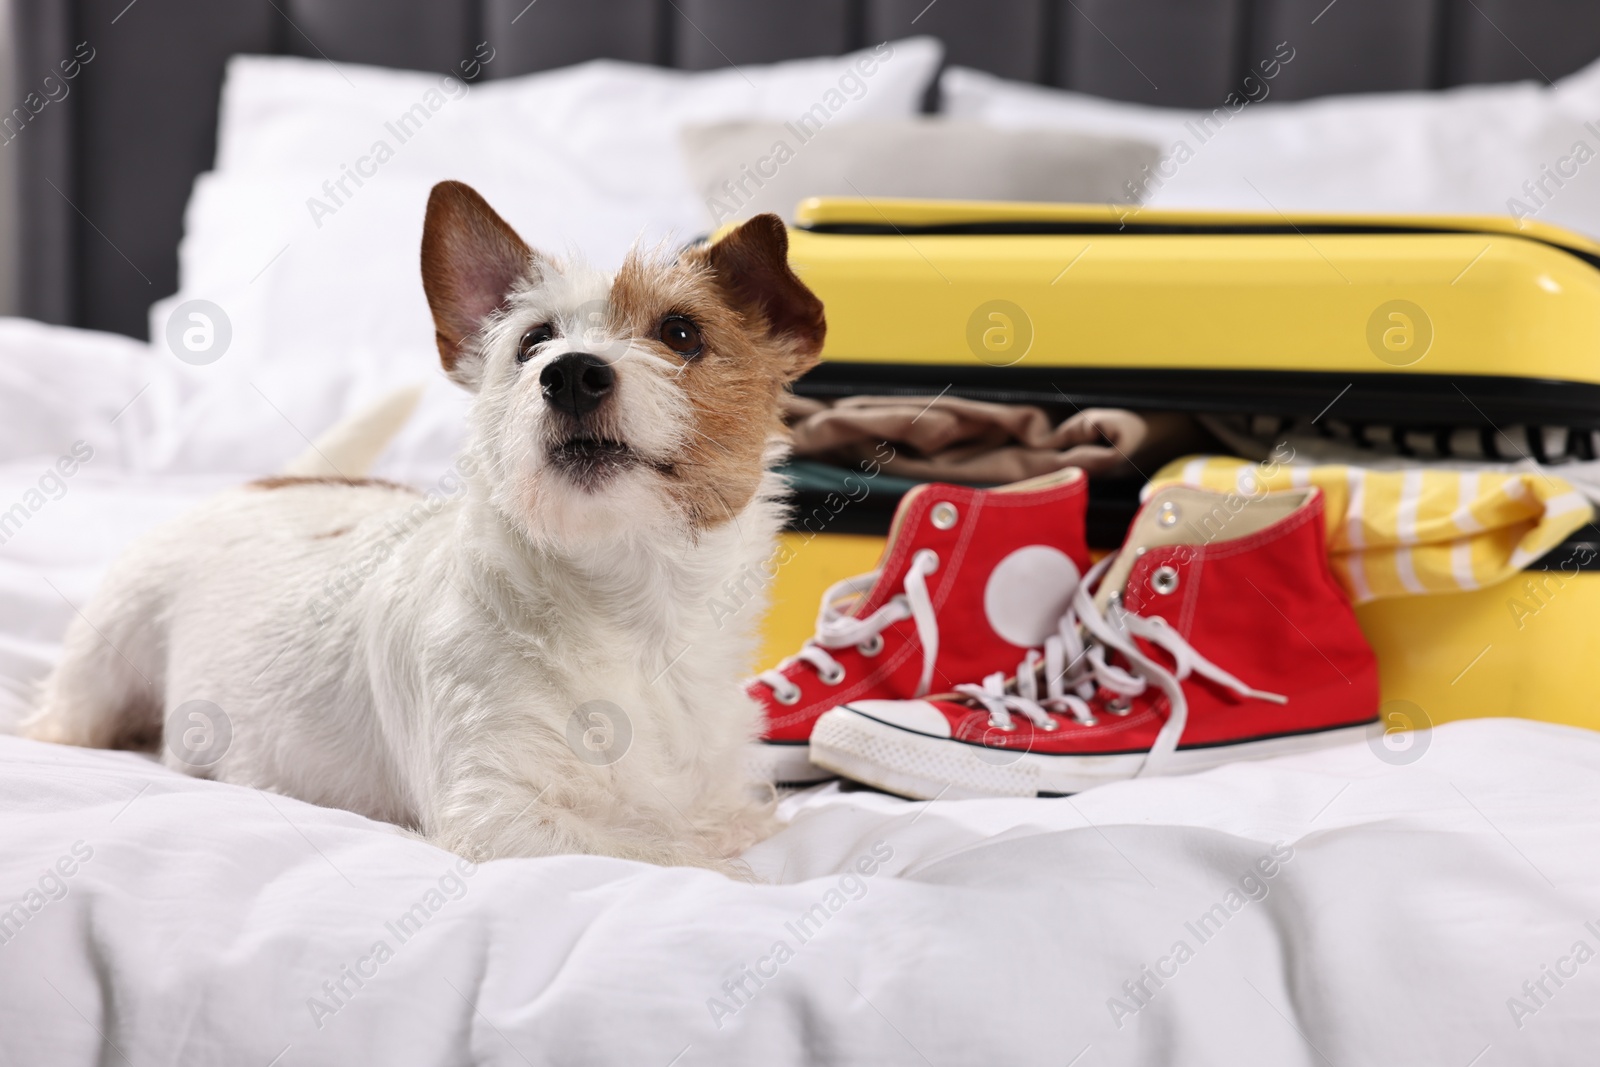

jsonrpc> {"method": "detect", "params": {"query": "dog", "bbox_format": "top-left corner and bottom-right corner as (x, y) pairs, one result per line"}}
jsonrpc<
(22, 181), (824, 873)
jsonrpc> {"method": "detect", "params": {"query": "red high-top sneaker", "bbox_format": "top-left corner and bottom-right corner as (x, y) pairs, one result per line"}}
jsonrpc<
(749, 468), (1091, 784)
(809, 485), (1380, 798)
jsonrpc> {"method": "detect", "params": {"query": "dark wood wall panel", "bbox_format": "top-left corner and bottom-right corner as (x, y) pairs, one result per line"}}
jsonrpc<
(1249, 0), (1440, 100)
(1444, 0), (1600, 86)
(671, 0), (854, 69)
(867, 0), (1048, 83)
(12, 0), (75, 327)
(1058, 0), (1246, 107)
(484, 0), (660, 76)
(285, 0), (473, 72)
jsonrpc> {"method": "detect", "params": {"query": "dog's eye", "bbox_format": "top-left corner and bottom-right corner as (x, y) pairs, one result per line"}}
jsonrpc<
(517, 324), (556, 363)
(658, 316), (703, 358)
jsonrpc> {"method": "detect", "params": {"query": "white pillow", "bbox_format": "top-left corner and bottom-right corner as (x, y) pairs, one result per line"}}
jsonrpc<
(201, 41), (941, 283)
(0, 319), (160, 472)
(150, 172), (470, 480)
(678, 119), (1161, 226)
(940, 63), (1600, 240)
(148, 41), (942, 477)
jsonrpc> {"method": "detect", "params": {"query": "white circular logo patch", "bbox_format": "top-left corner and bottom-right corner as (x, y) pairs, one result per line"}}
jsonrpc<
(983, 545), (1081, 648)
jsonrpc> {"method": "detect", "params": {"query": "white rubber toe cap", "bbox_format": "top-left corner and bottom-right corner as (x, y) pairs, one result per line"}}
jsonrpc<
(839, 700), (953, 738)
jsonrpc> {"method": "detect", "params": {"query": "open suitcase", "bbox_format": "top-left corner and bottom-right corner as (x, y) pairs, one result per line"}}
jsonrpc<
(761, 198), (1600, 732)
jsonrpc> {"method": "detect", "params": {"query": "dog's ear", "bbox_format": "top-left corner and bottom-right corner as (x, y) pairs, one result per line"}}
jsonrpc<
(421, 181), (535, 388)
(700, 213), (825, 381)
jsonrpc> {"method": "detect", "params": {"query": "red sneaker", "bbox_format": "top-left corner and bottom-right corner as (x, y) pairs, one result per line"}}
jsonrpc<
(749, 469), (1090, 784)
(809, 485), (1380, 798)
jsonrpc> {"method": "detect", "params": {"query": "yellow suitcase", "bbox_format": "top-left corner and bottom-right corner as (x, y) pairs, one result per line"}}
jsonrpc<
(761, 198), (1600, 734)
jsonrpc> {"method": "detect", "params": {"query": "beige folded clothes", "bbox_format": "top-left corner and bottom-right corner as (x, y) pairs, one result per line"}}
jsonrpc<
(784, 394), (1151, 482)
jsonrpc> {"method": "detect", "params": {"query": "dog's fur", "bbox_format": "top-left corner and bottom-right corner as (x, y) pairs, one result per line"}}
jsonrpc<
(22, 181), (823, 872)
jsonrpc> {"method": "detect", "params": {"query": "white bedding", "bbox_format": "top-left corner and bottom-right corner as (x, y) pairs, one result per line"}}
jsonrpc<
(5, 43), (1600, 1059)
(3, 719), (1597, 1065)
(943, 56), (1600, 240)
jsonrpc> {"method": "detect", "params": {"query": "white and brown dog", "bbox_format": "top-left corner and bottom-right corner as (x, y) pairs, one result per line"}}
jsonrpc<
(23, 181), (824, 872)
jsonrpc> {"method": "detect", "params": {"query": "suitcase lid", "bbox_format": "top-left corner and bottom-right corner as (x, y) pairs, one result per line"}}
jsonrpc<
(791, 197), (1600, 264)
(776, 198), (1600, 431)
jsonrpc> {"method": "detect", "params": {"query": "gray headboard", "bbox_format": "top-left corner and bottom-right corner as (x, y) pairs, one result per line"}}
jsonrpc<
(12, 0), (1600, 340)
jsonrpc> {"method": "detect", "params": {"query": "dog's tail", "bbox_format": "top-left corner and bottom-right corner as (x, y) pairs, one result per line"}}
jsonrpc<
(281, 384), (425, 478)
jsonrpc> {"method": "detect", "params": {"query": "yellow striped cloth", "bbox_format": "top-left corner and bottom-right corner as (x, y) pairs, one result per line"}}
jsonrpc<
(1147, 454), (1595, 603)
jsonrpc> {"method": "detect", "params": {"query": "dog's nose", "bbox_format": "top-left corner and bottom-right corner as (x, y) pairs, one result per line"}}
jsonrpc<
(540, 353), (615, 417)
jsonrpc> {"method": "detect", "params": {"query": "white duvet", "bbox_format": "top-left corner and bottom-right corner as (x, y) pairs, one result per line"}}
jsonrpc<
(2, 320), (1598, 1063)
(3, 720), (1598, 1065)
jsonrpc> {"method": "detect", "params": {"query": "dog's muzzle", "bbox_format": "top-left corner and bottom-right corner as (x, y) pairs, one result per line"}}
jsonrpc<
(541, 353), (614, 418)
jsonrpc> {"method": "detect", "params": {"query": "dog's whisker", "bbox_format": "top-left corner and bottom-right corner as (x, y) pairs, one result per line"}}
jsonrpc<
(706, 482), (744, 536)
(683, 424), (734, 455)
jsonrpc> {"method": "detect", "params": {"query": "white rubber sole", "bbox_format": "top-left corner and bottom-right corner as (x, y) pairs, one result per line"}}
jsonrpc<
(745, 741), (836, 786)
(810, 706), (1378, 800)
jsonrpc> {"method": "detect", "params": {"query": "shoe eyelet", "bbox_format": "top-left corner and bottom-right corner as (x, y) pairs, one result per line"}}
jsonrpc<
(773, 685), (801, 706)
(1149, 565), (1180, 595)
(858, 633), (884, 657)
(820, 664), (846, 685)
(1105, 697), (1133, 715)
(914, 548), (940, 574)
(1078, 715), (1099, 727)
(1039, 718), (1059, 732)
(930, 502), (959, 530)
(1157, 501), (1180, 528)
(989, 718), (1017, 733)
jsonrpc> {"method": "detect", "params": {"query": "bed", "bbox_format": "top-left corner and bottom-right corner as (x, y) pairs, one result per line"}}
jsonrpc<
(5, 1), (1600, 1063)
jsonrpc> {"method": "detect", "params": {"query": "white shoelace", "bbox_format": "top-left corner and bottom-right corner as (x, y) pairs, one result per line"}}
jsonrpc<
(955, 556), (1286, 776)
(755, 549), (941, 705)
